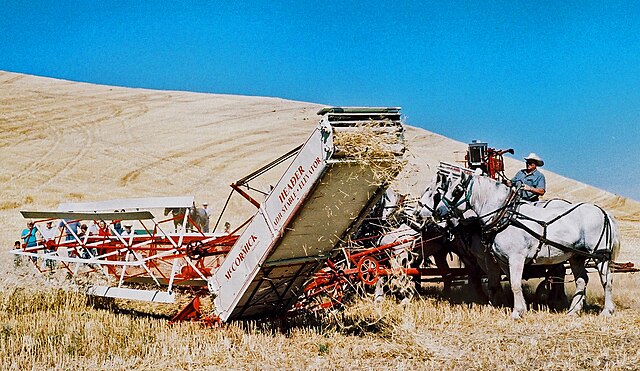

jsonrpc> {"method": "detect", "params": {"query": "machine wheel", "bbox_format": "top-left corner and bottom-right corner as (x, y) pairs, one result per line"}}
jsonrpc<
(357, 256), (380, 285)
(302, 278), (345, 311)
(186, 240), (204, 260)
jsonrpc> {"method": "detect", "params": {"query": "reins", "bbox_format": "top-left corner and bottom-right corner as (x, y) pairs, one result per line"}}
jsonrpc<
(440, 177), (520, 234)
(440, 175), (474, 213)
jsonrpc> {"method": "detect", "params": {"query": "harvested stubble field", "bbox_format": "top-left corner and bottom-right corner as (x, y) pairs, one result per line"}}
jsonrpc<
(1, 71), (639, 370)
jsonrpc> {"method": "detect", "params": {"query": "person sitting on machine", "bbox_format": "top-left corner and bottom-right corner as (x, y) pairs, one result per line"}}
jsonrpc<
(508, 152), (546, 202)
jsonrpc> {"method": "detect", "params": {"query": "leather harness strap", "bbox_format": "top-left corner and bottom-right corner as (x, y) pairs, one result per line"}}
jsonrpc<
(503, 205), (613, 262)
(482, 187), (521, 236)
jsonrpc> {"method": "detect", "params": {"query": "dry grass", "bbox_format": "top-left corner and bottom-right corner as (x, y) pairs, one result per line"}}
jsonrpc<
(1, 279), (639, 370)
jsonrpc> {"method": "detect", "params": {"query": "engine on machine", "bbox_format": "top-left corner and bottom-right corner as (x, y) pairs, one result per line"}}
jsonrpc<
(465, 140), (514, 180)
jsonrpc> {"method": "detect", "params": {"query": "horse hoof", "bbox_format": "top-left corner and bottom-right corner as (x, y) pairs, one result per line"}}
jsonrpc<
(510, 311), (522, 320)
(599, 309), (613, 317)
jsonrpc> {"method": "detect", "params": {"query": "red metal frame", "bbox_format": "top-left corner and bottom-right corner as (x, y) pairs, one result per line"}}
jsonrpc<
(16, 214), (239, 287)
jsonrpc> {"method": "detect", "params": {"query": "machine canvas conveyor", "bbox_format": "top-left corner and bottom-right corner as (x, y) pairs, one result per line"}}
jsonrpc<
(208, 107), (405, 321)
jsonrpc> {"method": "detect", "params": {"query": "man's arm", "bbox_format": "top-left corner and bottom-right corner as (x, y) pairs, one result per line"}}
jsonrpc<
(523, 174), (546, 196)
(522, 184), (545, 196)
(507, 171), (522, 187)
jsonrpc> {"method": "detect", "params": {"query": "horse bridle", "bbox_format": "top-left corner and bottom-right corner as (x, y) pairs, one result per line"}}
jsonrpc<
(439, 175), (474, 218)
(417, 188), (441, 215)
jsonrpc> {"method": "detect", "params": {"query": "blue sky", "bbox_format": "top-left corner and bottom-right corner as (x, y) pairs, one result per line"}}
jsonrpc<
(1, 1), (639, 200)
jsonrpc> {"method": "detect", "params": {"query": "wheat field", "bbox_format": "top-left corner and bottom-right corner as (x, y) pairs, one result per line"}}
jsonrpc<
(1, 71), (639, 370)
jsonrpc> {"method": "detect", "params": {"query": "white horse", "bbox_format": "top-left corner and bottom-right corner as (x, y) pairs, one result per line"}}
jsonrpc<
(373, 223), (420, 302)
(416, 176), (584, 310)
(432, 173), (620, 319)
(364, 188), (467, 302)
(188, 204), (208, 233)
(365, 187), (489, 304)
(363, 190), (423, 301)
(163, 205), (208, 233)
(353, 189), (404, 248)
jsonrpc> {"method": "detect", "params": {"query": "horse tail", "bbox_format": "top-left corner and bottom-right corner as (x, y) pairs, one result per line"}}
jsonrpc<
(607, 212), (621, 262)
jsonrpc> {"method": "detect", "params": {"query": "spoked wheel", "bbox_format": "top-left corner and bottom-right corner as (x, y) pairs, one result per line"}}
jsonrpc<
(185, 240), (205, 260)
(302, 278), (346, 311)
(357, 256), (380, 285)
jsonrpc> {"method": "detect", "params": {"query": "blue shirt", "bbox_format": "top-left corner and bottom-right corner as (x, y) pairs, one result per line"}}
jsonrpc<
(59, 220), (80, 240)
(21, 228), (38, 247)
(511, 169), (546, 201)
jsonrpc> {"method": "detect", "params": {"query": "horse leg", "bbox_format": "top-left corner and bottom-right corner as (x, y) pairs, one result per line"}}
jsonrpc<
(467, 265), (489, 304)
(203, 217), (210, 233)
(465, 232), (489, 304)
(457, 245), (488, 303)
(508, 254), (527, 319)
(484, 254), (504, 307)
(547, 263), (568, 311)
(568, 256), (588, 315)
(374, 276), (385, 303)
(596, 259), (615, 316)
(433, 250), (452, 297)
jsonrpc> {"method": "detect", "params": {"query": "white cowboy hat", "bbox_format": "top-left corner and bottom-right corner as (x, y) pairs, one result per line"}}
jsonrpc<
(524, 153), (544, 166)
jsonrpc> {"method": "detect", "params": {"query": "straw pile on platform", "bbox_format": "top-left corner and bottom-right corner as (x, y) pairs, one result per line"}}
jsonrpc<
(331, 121), (406, 184)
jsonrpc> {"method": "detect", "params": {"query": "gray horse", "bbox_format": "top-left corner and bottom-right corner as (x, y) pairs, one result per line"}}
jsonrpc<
(188, 205), (208, 233)
(371, 188), (489, 304)
(163, 205), (208, 233)
(415, 174), (576, 310)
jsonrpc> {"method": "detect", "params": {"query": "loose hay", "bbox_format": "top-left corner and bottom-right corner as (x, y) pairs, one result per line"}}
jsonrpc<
(332, 120), (407, 185)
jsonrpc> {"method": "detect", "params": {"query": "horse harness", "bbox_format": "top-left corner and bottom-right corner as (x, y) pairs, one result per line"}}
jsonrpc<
(507, 204), (613, 263)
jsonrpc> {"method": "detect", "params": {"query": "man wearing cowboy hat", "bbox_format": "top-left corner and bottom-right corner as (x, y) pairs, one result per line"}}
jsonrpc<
(508, 152), (546, 202)
(121, 222), (134, 237)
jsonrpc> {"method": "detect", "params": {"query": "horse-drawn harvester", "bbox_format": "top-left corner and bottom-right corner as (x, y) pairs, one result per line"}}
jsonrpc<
(296, 140), (519, 310)
(13, 108), (638, 322)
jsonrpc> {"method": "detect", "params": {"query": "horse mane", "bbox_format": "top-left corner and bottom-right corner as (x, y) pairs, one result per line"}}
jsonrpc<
(469, 175), (510, 211)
